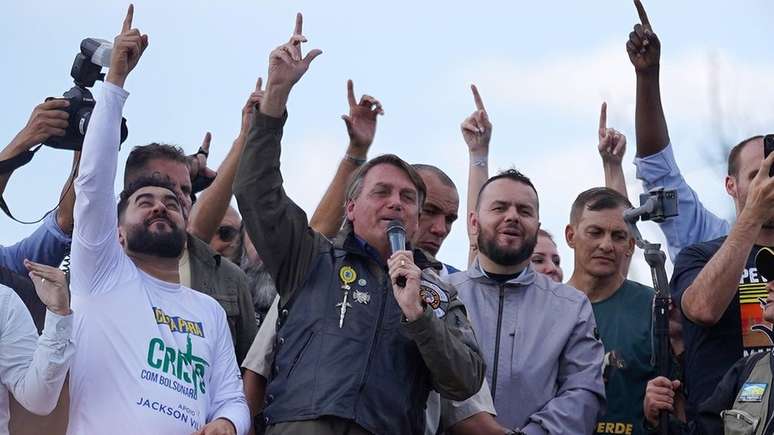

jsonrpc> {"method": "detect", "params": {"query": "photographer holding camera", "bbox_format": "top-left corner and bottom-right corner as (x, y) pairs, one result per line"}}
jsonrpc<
(0, 101), (79, 258)
(0, 101), (80, 332)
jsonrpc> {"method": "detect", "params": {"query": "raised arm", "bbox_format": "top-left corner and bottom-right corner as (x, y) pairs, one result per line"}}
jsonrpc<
(188, 79), (264, 242)
(0, 100), (70, 196)
(309, 79), (383, 238)
(597, 102), (629, 198)
(234, 13), (323, 303)
(628, 0), (668, 158)
(0, 101), (74, 273)
(461, 85), (491, 266)
(71, 5), (148, 294)
(55, 151), (80, 235)
(628, 0), (729, 260)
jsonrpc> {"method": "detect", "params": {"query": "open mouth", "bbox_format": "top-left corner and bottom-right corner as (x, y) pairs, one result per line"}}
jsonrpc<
(499, 227), (523, 241)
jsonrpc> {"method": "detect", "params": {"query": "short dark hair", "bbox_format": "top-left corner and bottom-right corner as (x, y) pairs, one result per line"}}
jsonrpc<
(117, 175), (180, 222)
(124, 143), (189, 185)
(344, 154), (427, 209)
(728, 135), (763, 177)
(412, 164), (457, 191)
(570, 187), (633, 225)
(475, 169), (539, 211)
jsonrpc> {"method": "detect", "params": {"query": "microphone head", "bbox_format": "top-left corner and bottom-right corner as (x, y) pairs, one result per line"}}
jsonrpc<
(386, 219), (406, 253)
(386, 219), (405, 236)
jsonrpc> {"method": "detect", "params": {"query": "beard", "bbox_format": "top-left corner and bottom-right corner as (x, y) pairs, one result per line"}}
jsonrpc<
(126, 218), (186, 258)
(477, 225), (538, 267)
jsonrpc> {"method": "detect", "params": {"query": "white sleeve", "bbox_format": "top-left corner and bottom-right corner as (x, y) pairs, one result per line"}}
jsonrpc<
(71, 82), (133, 296)
(440, 379), (497, 429)
(0, 287), (74, 415)
(207, 303), (251, 435)
(241, 296), (278, 378)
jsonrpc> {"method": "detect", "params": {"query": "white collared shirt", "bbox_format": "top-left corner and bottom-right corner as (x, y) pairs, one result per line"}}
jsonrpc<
(0, 285), (73, 435)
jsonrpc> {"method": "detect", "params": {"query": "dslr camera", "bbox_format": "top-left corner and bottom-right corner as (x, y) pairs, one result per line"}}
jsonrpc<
(44, 38), (128, 150)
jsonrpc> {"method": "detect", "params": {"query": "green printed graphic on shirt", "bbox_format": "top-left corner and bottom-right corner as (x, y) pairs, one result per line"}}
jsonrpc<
(146, 335), (209, 395)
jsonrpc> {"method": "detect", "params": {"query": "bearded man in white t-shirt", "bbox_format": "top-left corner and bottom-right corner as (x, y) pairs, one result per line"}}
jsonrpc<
(67, 6), (249, 435)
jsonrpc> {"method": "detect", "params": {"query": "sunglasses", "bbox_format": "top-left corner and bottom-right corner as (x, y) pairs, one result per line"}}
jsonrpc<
(217, 225), (240, 243)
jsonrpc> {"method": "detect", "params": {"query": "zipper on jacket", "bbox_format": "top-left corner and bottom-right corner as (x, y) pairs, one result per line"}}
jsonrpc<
(490, 284), (506, 402)
(352, 272), (389, 414)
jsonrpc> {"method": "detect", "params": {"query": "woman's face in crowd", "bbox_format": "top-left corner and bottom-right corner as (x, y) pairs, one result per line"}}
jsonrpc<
(531, 234), (563, 282)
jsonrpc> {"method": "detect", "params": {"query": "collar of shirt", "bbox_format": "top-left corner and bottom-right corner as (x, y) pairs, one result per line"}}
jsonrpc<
(468, 255), (536, 287)
(353, 236), (386, 265)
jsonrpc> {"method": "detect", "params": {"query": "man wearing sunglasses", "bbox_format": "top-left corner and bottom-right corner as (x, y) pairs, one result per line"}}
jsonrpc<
(209, 206), (242, 265)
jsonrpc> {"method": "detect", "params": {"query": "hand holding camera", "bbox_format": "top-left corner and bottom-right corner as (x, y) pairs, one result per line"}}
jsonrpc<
(9, 100), (71, 151)
(741, 151), (774, 226)
(106, 4), (149, 89)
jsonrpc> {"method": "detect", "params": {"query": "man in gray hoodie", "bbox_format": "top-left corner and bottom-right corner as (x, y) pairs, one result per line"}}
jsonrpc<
(447, 169), (606, 434)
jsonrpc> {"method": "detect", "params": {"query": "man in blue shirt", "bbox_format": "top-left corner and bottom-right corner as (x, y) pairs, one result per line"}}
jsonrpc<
(627, 0), (729, 261)
(0, 102), (78, 333)
(0, 100), (77, 274)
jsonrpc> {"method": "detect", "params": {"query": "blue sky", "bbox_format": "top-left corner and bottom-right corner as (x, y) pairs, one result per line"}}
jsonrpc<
(2, 0), (773, 281)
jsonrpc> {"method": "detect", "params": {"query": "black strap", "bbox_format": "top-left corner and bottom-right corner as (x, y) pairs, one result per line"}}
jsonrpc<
(0, 146), (40, 175)
(0, 146), (45, 223)
(0, 149), (78, 225)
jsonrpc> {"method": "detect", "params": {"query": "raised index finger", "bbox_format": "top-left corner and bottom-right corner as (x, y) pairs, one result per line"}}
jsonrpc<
(599, 102), (607, 131)
(471, 84), (486, 111)
(123, 4), (134, 33)
(294, 12), (303, 35)
(634, 0), (652, 30)
(200, 132), (212, 153)
(346, 79), (356, 107)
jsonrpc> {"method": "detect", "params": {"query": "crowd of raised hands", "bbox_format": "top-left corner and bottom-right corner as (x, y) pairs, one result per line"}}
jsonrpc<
(2, 1), (774, 435)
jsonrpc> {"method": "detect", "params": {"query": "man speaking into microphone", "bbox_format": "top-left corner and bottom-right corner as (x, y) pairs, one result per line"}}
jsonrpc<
(233, 13), (483, 435)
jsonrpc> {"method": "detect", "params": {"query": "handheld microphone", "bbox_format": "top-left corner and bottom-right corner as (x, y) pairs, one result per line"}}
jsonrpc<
(386, 219), (407, 287)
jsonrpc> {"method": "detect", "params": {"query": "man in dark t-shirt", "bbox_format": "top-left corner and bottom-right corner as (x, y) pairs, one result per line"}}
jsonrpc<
(671, 237), (768, 419)
(567, 187), (658, 435)
(669, 136), (774, 422)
